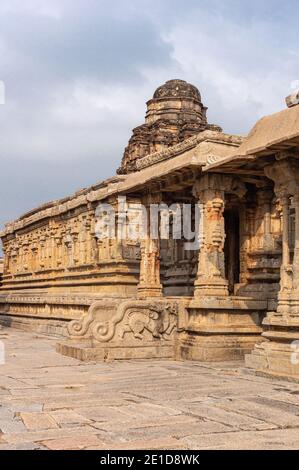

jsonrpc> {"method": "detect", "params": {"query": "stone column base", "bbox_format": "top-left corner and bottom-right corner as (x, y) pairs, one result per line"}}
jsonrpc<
(194, 280), (229, 297)
(246, 298), (299, 381)
(176, 333), (263, 362)
(175, 297), (267, 362)
(246, 340), (299, 382)
(137, 285), (163, 298)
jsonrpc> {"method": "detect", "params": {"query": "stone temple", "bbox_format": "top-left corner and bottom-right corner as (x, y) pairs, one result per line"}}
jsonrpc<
(1, 79), (299, 381)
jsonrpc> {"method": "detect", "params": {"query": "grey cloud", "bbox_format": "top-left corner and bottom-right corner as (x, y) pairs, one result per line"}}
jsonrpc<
(0, 0), (298, 233)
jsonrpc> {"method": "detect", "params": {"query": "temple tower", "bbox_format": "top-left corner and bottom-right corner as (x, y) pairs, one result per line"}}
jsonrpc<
(118, 79), (221, 174)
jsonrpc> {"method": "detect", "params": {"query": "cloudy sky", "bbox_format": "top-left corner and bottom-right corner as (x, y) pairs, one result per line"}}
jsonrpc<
(0, 0), (298, 230)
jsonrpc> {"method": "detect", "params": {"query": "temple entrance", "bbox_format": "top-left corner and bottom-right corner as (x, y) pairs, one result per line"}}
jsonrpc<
(224, 208), (240, 294)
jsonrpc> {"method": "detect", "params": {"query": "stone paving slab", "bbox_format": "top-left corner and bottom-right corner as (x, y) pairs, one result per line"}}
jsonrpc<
(19, 412), (59, 431)
(0, 328), (299, 450)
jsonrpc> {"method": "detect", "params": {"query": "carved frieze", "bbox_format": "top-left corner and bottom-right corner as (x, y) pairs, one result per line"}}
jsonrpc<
(68, 299), (178, 343)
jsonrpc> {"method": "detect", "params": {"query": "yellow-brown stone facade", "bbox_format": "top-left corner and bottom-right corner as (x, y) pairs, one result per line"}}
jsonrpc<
(1, 80), (299, 381)
(246, 157), (299, 380)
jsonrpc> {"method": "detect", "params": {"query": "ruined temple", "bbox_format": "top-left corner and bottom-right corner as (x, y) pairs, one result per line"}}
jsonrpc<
(1, 80), (299, 381)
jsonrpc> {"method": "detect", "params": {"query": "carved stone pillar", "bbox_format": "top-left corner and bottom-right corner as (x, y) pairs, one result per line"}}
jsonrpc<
(192, 174), (246, 297)
(292, 193), (299, 291)
(239, 201), (249, 284)
(194, 189), (228, 296)
(31, 242), (38, 272)
(246, 158), (299, 380)
(22, 239), (29, 272)
(3, 245), (10, 274)
(39, 235), (45, 269)
(71, 225), (79, 266)
(138, 192), (162, 298)
(55, 234), (63, 267)
(256, 186), (274, 251)
(64, 233), (74, 268)
(279, 195), (293, 292)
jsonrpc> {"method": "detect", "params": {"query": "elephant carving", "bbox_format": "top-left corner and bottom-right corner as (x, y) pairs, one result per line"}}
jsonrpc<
(120, 303), (177, 340)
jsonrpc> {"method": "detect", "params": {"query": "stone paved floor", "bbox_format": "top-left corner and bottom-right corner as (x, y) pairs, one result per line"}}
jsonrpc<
(0, 328), (299, 450)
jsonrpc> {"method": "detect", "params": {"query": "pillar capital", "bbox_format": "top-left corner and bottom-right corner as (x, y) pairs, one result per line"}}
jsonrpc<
(256, 186), (274, 204)
(142, 189), (162, 206)
(265, 159), (299, 198)
(193, 173), (246, 200)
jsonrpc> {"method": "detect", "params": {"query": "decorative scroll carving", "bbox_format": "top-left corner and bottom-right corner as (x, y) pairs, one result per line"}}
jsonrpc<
(68, 300), (178, 343)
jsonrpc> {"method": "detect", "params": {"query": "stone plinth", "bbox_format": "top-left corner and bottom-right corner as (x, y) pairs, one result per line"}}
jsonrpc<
(246, 159), (299, 381)
(246, 339), (299, 382)
(175, 297), (267, 361)
(56, 338), (174, 362)
(0, 293), (122, 337)
(56, 298), (179, 361)
(246, 301), (299, 381)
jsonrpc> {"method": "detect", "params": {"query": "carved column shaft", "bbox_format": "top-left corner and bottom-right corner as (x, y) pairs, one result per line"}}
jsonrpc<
(293, 194), (299, 290)
(194, 187), (228, 296)
(192, 174), (246, 297)
(264, 160), (299, 295)
(137, 193), (163, 298)
(281, 196), (290, 267)
(239, 201), (251, 284)
(276, 195), (293, 293)
(257, 187), (274, 250)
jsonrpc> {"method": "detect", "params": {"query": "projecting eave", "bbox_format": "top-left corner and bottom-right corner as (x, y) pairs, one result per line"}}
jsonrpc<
(204, 104), (299, 178)
(119, 131), (243, 193)
(203, 141), (299, 178)
(120, 144), (206, 193)
(203, 153), (265, 176)
(237, 104), (299, 157)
